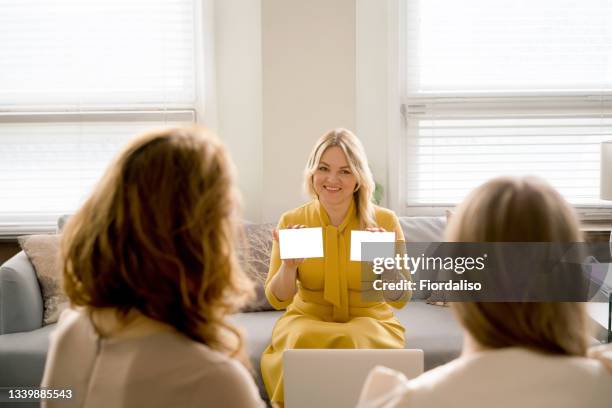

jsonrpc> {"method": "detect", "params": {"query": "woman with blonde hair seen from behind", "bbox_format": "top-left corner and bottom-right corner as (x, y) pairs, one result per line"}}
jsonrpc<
(358, 176), (612, 408)
(261, 128), (409, 406)
(41, 127), (264, 407)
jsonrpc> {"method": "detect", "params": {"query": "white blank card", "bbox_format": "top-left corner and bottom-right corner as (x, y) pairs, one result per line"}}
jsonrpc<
(279, 227), (324, 259)
(350, 230), (396, 261)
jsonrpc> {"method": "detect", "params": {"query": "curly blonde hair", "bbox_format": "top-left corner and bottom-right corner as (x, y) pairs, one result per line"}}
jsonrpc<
(61, 126), (254, 366)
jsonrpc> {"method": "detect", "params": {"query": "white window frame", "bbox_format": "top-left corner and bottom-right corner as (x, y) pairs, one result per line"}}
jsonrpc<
(391, 0), (612, 220)
(0, 0), (216, 237)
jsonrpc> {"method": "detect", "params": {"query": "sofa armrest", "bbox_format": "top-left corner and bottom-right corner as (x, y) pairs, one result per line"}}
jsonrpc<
(0, 251), (43, 334)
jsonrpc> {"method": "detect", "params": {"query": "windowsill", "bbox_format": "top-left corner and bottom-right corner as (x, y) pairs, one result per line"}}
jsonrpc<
(0, 223), (57, 241)
(581, 221), (612, 233)
(404, 205), (612, 220)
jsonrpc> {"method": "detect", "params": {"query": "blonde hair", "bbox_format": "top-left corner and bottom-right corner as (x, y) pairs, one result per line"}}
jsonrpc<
(446, 176), (588, 356)
(304, 128), (376, 227)
(62, 126), (254, 367)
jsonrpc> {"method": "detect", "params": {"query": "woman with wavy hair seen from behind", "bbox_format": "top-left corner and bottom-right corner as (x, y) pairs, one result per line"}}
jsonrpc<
(41, 127), (264, 408)
(358, 176), (612, 408)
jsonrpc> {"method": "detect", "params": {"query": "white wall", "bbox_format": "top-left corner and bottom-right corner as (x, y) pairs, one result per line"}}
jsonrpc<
(213, 0), (263, 222)
(356, 0), (394, 208)
(261, 0), (357, 222)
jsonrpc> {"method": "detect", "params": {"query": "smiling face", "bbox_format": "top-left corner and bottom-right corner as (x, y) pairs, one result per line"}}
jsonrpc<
(312, 146), (358, 208)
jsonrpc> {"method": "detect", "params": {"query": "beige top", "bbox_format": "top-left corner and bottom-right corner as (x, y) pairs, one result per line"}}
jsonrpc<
(41, 308), (264, 408)
(358, 347), (612, 408)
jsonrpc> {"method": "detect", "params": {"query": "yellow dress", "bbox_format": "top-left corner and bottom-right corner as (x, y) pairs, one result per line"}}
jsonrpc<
(260, 200), (410, 403)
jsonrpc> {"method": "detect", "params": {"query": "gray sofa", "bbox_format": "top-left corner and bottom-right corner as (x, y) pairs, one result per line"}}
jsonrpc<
(0, 216), (462, 403)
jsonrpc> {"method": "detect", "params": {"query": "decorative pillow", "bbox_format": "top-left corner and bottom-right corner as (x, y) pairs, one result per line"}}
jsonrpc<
(18, 234), (69, 325)
(237, 223), (276, 312)
(426, 211), (453, 307)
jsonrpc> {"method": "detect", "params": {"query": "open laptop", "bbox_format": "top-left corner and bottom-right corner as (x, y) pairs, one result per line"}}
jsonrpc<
(284, 349), (424, 408)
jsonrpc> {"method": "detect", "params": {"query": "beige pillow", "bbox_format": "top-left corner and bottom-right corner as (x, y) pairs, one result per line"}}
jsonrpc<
(18, 234), (69, 325)
(237, 223), (276, 312)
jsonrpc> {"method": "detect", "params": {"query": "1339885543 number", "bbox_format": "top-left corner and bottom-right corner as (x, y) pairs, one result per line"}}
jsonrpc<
(1, 387), (73, 401)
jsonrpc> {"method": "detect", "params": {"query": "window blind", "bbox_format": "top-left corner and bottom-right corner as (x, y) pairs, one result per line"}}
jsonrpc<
(0, 112), (195, 233)
(0, 0), (197, 109)
(404, 97), (612, 205)
(0, 0), (200, 230)
(402, 0), (612, 206)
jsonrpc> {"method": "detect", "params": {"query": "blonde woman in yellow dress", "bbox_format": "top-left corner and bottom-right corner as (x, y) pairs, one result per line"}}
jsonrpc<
(260, 128), (410, 405)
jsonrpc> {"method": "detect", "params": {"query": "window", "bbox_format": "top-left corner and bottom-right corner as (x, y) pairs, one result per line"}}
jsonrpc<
(400, 0), (612, 210)
(0, 0), (205, 233)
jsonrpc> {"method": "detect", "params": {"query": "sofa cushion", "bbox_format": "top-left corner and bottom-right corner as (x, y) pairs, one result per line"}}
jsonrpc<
(18, 235), (68, 325)
(397, 302), (462, 368)
(399, 216), (446, 243)
(230, 311), (283, 399)
(238, 223), (276, 312)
